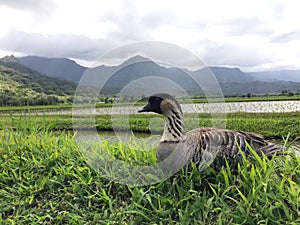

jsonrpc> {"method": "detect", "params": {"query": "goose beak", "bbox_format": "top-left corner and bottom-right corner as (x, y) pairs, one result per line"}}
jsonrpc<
(138, 103), (152, 113)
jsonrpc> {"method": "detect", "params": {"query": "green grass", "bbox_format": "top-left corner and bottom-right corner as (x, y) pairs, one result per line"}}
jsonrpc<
(1, 112), (299, 139)
(0, 117), (299, 224)
(0, 104), (71, 111)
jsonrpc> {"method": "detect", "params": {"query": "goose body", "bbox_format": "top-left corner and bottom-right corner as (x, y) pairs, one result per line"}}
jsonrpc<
(139, 93), (282, 169)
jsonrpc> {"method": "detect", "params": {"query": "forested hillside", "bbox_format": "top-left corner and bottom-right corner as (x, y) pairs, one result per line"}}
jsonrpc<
(0, 56), (76, 106)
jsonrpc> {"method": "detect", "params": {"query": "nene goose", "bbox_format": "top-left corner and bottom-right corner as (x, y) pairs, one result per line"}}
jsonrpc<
(139, 93), (282, 170)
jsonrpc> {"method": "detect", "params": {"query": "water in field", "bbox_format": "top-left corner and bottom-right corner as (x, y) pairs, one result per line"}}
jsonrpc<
(73, 100), (300, 115)
(187, 100), (300, 113)
(7, 100), (299, 116)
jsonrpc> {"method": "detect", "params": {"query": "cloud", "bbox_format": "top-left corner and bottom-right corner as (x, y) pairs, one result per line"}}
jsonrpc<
(200, 40), (273, 69)
(223, 17), (274, 36)
(270, 31), (300, 43)
(0, 0), (299, 71)
(99, 4), (175, 42)
(0, 0), (56, 15)
(141, 11), (179, 29)
(0, 29), (118, 60)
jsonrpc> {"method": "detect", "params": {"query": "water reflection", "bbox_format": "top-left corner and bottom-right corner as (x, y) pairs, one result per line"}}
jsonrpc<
(74, 101), (300, 115)
(75, 130), (161, 150)
(5, 100), (300, 116)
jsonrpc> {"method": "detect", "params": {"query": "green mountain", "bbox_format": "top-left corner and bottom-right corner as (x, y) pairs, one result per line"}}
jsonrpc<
(19, 55), (300, 95)
(77, 55), (300, 95)
(0, 55), (76, 106)
(1, 54), (299, 107)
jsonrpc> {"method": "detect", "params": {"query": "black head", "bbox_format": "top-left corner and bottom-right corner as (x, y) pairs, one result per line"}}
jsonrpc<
(138, 95), (164, 114)
(138, 93), (179, 114)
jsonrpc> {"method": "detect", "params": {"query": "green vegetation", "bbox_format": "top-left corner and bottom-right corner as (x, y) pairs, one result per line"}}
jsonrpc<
(1, 112), (299, 139)
(1, 54), (299, 223)
(0, 62), (76, 106)
(0, 117), (299, 224)
(1, 54), (299, 107)
(0, 104), (75, 112)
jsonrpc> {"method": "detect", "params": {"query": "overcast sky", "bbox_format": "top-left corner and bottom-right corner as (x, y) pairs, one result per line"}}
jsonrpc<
(0, 0), (300, 71)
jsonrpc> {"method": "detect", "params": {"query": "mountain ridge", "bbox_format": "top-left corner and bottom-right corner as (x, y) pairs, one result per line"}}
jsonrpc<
(0, 54), (298, 96)
(249, 69), (300, 82)
(17, 55), (300, 83)
(18, 55), (87, 83)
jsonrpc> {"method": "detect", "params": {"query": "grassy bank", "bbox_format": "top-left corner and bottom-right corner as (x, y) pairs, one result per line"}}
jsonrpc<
(1, 112), (299, 139)
(0, 119), (299, 224)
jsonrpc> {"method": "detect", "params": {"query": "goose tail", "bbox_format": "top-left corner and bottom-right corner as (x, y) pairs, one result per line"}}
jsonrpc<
(259, 142), (283, 158)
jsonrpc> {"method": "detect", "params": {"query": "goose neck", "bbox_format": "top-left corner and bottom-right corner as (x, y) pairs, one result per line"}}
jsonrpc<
(161, 109), (185, 142)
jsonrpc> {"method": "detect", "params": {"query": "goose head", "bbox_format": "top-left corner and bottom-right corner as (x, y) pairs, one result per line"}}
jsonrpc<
(138, 93), (182, 116)
(139, 93), (185, 142)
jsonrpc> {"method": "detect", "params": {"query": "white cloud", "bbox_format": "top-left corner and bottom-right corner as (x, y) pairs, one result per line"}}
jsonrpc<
(0, 0), (300, 71)
(0, 0), (56, 15)
(0, 30), (118, 60)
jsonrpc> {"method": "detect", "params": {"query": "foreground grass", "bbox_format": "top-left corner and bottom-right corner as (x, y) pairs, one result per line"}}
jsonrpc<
(0, 118), (300, 224)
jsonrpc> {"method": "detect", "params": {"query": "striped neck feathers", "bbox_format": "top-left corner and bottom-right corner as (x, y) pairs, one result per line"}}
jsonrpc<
(160, 99), (185, 142)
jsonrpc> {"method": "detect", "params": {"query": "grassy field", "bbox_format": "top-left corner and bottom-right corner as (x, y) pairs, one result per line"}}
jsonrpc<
(1, 112), (299, 139)
(0, 116), (299, 224)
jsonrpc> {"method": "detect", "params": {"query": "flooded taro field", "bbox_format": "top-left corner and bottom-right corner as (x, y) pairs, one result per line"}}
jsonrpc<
(12, 100), (300, 116)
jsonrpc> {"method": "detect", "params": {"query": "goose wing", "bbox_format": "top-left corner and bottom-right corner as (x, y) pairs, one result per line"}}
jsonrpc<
(187, 128), (282, 159)
(159, 128), (282, 172)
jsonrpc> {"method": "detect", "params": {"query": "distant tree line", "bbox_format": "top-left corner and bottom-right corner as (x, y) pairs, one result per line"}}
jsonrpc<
(281, 90), (297, 96)
(0, 90), (72, 106)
